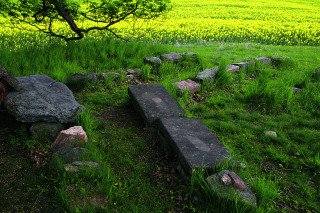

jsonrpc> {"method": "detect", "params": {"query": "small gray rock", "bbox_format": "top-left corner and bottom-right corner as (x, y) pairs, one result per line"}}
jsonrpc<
(51, 147), (90, 164)
(161, 52), (183, 63)
(30, 122), (64, 142)
(226, 65), (240, 73)
(143, 57), (162, 66)
(255, 57), (272, 65)
(63, 161), (100, 172)
(293, 87), (301, 94)
(196, 67), (219, 82)
(264, 131), (277, 137)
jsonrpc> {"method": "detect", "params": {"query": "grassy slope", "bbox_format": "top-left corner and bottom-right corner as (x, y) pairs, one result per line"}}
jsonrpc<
(0, 37), (319, 212)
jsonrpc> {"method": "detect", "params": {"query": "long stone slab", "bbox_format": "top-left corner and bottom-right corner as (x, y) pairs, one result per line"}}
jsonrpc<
(128, 84), (185, 126)
(157, 117), (234, 176)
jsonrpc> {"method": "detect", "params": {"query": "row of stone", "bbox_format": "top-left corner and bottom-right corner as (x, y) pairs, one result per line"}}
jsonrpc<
(128, 84), (257, 207)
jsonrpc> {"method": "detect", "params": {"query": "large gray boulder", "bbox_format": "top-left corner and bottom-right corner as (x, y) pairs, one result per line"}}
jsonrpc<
(5, 75), (84, 123)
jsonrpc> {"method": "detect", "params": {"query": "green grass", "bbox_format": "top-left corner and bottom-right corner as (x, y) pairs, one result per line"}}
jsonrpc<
(0, 33), (319, 212)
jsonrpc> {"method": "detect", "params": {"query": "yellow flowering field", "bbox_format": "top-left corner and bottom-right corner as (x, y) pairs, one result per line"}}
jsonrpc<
(1, 0), (320, 46)
(113, 0), (320, 45)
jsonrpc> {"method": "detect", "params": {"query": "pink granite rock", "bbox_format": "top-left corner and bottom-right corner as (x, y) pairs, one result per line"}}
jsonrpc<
(228, 171), (246, 191)
(51, 126), (88, 151)
(173, 79), (200, 94)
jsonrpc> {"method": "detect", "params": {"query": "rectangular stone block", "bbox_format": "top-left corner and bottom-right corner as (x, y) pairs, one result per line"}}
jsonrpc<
(128, 84), (185, 126)
(157, 117), (233, 176)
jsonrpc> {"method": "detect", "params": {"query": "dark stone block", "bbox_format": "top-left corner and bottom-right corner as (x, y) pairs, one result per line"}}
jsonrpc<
(157, 117), (233, 176)
(128, 84), (185, 126)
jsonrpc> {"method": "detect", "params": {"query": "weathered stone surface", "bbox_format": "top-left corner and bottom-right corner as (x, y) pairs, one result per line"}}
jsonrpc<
(226, 64), (240, 73)
(5, 75), (84, 123)
(128, 84), (185, 126)
(30, 122), (64, 142)
(157, 117), (233, 175)
(161, 52), (183, 63)
(51, 147), (89, 164)
(64, 161), (100, 172)
(206, 170), (257, 208)
(255, 57), (272, 64)
(293, 87), (301, 94)
(97, 72), (121, 81)
(264, 131), (277, 137)
(66, 73), (97, 89)
(196, 66), (219, 82)
(143, 57), (162, 66)
(0, 65), (23, 91)
(172, 79), (200, 94)
(232, 62), (249, 70)
(51, 126), (88, 152)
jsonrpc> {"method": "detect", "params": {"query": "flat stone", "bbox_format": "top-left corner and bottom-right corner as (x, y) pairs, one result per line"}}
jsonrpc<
(157, 117), (233, 175)
(5, 75), (84, 123)
(172, 79), (200, 94)
(51, 147), (89, 164)
(143, 57), (162, 66)
(206, 170), (257, 208)
(232, 62), (249, 70)
(0, 65), (23, 91)
(255, 57), (272, 64)
(128, 84), (185, 126)
(30, 122), (64, 142)
(196, 67), (219, 82)
(226, 64), (240, 73)
(161, 52), (183, 63)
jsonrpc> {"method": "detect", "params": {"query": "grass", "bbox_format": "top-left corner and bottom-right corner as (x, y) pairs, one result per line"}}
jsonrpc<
(0, 24), (320, 213)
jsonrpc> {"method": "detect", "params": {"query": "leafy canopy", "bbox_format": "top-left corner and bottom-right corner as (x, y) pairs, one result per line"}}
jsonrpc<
(0, 0), (171, 41)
